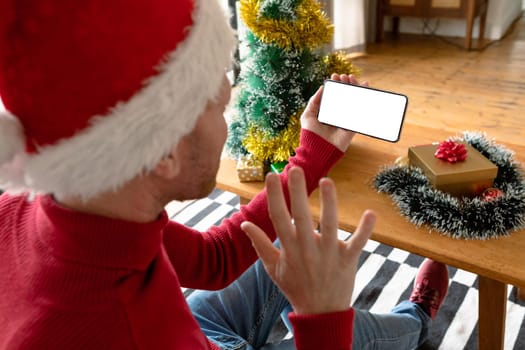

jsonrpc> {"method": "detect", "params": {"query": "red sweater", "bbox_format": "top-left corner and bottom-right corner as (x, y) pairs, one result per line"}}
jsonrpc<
(0, 130), (355, 349)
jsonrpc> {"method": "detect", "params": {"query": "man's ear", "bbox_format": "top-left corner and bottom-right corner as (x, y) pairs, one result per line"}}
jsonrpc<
(153, 149), (182, 179)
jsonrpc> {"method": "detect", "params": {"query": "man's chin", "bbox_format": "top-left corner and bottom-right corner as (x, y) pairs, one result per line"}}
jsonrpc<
(192, 179), (217, 201)
(173, 174), (218, 202)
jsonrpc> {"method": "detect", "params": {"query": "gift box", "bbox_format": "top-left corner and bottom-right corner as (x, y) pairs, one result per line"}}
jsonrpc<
(236, 156), (265, 182)
(408, 142), (498, 197)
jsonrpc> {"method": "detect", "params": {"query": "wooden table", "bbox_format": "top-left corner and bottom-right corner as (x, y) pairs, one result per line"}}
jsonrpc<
(217, 123), (525, 350)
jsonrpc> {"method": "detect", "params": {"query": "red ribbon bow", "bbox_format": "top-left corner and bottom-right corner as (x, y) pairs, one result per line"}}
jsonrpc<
(434, 140), (467, 163)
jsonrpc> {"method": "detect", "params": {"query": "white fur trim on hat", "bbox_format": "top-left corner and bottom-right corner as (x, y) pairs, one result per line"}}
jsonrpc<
(0, 111), (25, 165)
(0, 0), (236, 199)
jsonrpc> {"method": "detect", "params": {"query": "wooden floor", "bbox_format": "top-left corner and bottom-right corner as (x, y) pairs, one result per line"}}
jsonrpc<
(351, 14), (525, 147)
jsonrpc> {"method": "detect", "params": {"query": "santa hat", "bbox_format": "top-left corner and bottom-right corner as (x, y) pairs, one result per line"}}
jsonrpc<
(0, 0), (235, 199)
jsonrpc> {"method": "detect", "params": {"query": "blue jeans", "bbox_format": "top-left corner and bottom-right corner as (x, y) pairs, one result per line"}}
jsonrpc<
(187, 259), (431, 350)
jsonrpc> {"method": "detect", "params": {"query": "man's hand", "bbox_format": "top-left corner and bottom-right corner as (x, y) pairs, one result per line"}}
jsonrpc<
(241, 167), (376, 315)
(301, 73), (369, 152)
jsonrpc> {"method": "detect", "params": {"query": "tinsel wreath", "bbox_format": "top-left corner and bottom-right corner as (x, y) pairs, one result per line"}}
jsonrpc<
(373, 132), (525, 240)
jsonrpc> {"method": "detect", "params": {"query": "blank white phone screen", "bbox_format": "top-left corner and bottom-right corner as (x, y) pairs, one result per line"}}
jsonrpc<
(317, 80), (408, 142)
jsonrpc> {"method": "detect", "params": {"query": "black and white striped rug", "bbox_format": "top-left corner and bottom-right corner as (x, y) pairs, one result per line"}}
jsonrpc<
(168, 189), (525, 350)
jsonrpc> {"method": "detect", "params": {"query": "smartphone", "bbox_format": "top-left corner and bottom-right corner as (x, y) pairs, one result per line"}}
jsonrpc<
(317, 79), (408, 142)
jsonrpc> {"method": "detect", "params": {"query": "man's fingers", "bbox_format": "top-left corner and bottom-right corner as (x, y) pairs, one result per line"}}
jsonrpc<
(329, 73), (362, 87)
(319, 177), (339, 244)
(348, 74), (359, 85)
(346, 210), (376, 255)
(241, 221), (280, 271)
(288, 167), (315, 247)
(265, 172), (295, 247)
(310, 85), (323, 106)
(303, 86), (324, 118)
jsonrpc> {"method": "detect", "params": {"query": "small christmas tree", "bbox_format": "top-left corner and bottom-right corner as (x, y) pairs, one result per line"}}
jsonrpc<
(227, 0), (358, 176)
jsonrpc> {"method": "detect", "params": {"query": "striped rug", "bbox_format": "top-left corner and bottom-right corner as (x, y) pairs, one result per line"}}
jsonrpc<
(168, 189), (525, 350)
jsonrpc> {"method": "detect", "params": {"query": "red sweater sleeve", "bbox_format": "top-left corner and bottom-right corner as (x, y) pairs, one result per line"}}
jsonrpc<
(289, 309), (355, 350)
(163, 129), (344, 290)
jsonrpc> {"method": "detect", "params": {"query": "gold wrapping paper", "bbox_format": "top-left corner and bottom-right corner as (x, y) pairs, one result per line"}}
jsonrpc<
(236, 156), (265, 182)
(408, 143), (498, 197)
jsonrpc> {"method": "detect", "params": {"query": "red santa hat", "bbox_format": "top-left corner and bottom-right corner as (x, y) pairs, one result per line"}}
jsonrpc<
(0, 0), (235, 199)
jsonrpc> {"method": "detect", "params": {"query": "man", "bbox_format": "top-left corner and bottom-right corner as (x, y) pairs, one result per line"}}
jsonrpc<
(0, 0), (448, 349)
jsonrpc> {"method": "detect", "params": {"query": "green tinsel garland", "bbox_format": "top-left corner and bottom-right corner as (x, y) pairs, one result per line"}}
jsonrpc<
(373, 132), (525, 240)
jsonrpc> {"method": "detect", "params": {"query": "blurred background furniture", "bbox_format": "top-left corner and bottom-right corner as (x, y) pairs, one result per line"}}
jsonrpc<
(376, 0), (489, 49)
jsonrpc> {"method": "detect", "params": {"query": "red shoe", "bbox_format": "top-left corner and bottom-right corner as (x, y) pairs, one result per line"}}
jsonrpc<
(409, 259), (449, 320)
